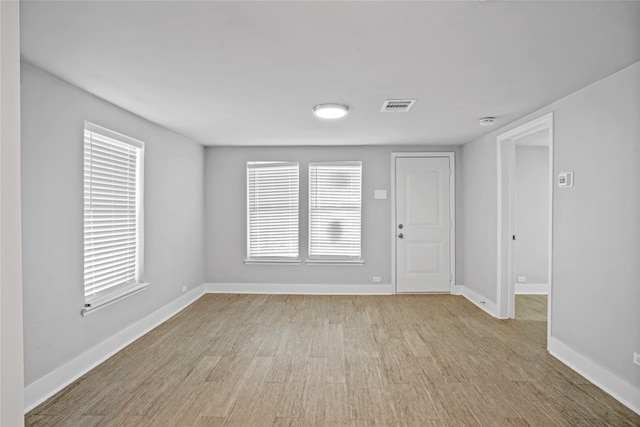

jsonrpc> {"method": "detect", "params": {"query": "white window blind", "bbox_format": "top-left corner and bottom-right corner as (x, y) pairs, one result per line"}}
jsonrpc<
(84, 122), (145, 312)
(247, 161), (299, 260)
(309, 161), (362, 259)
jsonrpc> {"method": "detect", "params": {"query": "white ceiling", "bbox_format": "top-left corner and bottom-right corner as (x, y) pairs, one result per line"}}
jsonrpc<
(20, 1), (640, 147)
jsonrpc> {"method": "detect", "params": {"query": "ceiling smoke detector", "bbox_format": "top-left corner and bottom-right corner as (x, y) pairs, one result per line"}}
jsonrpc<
(381, 99), (416, 112)
(479, 117), (496, 127)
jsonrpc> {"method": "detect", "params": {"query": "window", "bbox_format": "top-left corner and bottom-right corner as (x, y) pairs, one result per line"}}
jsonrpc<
(246, 161), (299, 262)
(83, 122), (146, 315)
(309, 161), (362, 261)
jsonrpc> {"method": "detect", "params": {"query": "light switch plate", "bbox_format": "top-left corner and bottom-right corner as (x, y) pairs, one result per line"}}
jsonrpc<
(374, 190), (387, 200)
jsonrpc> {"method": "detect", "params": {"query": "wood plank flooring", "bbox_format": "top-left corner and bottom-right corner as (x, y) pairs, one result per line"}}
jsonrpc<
(26, 294), (640, 426)
(515, 295), (547, 322)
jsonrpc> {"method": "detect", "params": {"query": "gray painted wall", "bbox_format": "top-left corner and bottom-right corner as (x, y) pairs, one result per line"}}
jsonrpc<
(550, 61), (639, 386)
(21, 65), (206, 386)
(462, 61), (640, 387)
(1, 1), (25, 423)
(514, 146), (549, 284)
(205, 145), (463, 286)
(461, 136), (498, 302)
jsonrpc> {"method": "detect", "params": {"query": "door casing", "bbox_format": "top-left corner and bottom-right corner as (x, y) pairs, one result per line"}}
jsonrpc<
(496, 112), (554, 336)
(391, 152), (456, 294)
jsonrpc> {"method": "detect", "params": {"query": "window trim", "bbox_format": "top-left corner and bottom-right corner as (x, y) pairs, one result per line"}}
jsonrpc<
(82, 121), (148, 316)
(246, 161), (300, 263)
(244, 258), (302, 265)
(305, 259), (365, 266)
(308, 160), (363, 262)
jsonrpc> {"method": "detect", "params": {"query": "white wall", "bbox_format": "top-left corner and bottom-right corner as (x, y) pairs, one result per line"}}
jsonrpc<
(21, 65), (205, 389)
(514, 146), (549, 285)
(1, 1), (25, 425)
(205, 146), (463, 288)
(462, 61), (640, 406)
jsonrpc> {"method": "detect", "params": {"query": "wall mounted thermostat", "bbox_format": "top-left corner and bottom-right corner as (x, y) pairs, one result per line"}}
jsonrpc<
(558, 172), (574, 188)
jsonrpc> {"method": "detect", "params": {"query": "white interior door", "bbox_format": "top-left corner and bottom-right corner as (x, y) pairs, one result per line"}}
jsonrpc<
(395, 156), (452, 293)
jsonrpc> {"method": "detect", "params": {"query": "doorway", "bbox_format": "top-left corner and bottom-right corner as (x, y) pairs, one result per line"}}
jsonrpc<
(514, 140), (550, 296)
(497, 113), (553, 339)
(392, 153), (455, 293)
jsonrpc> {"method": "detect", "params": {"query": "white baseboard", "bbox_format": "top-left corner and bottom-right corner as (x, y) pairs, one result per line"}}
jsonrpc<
(24, 284), (205, 413)
(459, 285), (498, 317)
(548, 336), (640, 415)
(205, 282), (394, 295)
(515, 283), (550, 294)
(451, 284), (464, 295)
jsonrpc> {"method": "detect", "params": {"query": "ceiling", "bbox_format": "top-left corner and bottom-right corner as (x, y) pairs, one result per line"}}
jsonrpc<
(20, 1), (640, 147)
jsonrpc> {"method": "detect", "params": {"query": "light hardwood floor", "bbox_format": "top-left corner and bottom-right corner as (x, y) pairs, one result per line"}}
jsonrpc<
(26, 294), (639, 426)
(515, 294), (548, 323)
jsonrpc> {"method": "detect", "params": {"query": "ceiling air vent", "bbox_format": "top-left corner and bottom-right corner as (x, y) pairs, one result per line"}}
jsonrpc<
(381, 99), (416, 112)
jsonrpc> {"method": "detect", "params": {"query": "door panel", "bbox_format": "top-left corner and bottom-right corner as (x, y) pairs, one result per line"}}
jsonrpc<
(396, 157), (451, 293)
(407, 170), (440, 225)
(406, 242), (440, 273)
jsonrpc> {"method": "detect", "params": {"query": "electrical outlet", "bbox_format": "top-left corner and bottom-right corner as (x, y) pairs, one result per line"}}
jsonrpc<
(372, 276), (381, 283)
(181, 286), (188, 293)
(517, 276), (527, 283)
(634, 352), (640, 366)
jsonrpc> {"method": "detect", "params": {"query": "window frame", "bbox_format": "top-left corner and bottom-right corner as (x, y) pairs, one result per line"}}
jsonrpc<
(245, 161), (301, 264)
(82, 121), (148, 316)
(307, 161), (364, 265)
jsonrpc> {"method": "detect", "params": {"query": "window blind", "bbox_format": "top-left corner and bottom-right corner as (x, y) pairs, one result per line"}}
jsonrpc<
(247, 161), (299, 259)
(309, 161), (362, 259)
(84, 122), (144, 306)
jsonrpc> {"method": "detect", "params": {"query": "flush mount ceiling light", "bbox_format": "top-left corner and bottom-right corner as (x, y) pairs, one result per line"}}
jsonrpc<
(312, 104), (349, 119)
(479, 117), (496, 127)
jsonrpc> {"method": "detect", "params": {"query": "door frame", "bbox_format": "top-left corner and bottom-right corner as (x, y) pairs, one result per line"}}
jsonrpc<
(496, 113), (554, 332)
(391, 152), (456, 294)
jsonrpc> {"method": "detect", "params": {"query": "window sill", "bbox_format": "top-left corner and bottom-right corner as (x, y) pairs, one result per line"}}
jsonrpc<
(305, 259), (365, 266)
(82, 282), (149, 316)
(244, 259), (301, 265)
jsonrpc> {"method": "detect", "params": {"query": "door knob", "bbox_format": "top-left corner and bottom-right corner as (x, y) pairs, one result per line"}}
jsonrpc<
(398, 233), (404, 239)
(398, 224), (403, 229)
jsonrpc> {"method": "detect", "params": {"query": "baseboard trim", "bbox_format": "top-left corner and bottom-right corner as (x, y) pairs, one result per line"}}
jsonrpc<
(459, 285), (498, 317)
(548, 336), (640, 415)
(515, 283), (550, 294)
(204, 282), (394, 295)
(24, 284), (205, 413)
(451, 284), (464, 295)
